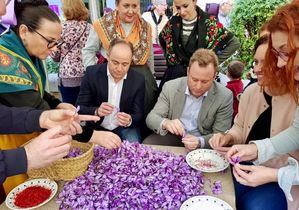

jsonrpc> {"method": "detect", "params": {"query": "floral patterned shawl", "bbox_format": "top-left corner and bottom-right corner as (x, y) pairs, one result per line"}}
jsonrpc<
(0, 30), (46, 96)
(93, 10), (152, 65)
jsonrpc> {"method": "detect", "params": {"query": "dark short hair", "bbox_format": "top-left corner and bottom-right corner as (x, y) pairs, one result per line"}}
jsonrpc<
(254, 35), (269, 53)
(13, 0), (60, 33)
(227, 60), (245, 79)
(108, 38), (134, 56)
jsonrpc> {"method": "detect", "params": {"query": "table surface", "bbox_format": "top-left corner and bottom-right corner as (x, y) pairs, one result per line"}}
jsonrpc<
(0, 145), (236, 210)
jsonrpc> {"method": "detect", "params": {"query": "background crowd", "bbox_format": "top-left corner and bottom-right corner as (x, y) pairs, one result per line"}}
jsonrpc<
(0, 0), (299, 209)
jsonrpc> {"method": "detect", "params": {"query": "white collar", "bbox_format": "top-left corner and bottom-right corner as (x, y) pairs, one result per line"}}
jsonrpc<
(185, 86), (208, 99)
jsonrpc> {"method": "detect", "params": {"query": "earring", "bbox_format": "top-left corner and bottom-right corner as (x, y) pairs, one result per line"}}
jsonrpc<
(22, 39), (27, 47)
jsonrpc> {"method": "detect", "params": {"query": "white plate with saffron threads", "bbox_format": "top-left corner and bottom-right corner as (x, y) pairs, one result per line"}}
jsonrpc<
(5, 178), (57, 210)
(186, 149), (229, 173)
(180, 195), (233, 210)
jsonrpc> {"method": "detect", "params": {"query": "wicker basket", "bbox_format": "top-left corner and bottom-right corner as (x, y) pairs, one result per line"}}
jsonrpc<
(28, 141), (94, 181)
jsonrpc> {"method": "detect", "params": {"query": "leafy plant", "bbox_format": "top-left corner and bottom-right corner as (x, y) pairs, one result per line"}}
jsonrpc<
(229, 0), (288, 71)
(45, 56), (59, 74)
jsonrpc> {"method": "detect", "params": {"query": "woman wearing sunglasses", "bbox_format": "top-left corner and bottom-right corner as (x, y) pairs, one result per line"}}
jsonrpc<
(0, 0), (75, 193)
(225, 1), (299, 209)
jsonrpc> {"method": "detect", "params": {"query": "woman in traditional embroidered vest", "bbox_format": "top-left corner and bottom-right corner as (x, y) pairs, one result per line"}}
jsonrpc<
(82, 0), (158, 116)
(158, 0), (240, 91)
(0, 0), (74, 193)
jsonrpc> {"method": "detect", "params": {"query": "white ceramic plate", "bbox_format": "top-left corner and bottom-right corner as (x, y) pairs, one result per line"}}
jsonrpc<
(180, 195), (233, 210)
(5, 178), (57, 210)
(186, 149), (229, 172)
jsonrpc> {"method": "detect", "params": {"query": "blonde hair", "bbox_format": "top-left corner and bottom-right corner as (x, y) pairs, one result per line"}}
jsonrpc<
(189, 49), (219, 73)
(62, 0), (89, 21)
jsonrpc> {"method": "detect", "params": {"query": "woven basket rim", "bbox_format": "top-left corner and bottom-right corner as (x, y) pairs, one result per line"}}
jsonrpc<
(57, 141), (94, 162)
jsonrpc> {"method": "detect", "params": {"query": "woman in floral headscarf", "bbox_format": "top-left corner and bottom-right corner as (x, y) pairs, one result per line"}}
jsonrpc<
(0, 0), (74, 193)
(158, 0), (240, 91)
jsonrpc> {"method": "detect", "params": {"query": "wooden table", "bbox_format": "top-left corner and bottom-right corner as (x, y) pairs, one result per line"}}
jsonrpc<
(0, 145), (236, 210)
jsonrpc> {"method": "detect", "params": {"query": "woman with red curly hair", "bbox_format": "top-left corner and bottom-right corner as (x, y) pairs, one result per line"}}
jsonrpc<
(225, 1), (299, 209)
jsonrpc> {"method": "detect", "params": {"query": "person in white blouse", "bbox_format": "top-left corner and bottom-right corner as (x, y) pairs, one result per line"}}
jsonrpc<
(217, 0), (233, 28)
(142, 0), (168, 45)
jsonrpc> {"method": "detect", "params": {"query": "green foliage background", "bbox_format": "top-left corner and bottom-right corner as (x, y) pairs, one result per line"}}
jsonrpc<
(229, 0), (288, 71)
(45, 57), (59, 74)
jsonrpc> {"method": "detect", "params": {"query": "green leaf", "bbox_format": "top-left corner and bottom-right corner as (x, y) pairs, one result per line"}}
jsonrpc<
(229, 0), (287, 73)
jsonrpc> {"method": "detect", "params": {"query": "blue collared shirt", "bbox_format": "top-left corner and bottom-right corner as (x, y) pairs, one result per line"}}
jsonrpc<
(180, 87), (208, 147)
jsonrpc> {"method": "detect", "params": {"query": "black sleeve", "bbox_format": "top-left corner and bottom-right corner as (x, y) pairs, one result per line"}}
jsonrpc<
(76, 67), (101, 117)
(0, 148), (27, 184)
(0, 90), (51, 110)
(130, 77), (145, 127)
(0, 105), (43, 134)
(73, 126), (94, 142)
(159, 26), (167, 51)
(43, 91), (61, 109)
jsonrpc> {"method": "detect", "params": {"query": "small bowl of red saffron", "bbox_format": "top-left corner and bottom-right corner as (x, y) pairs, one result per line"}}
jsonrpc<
(5, 178), (57, 209)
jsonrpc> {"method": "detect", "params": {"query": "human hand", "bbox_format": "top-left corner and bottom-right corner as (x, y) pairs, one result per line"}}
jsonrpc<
(182, 134), (200, 151)
(232, 164), (278, 187)
(96, 102), (114, 117)
(39, 109), (100, 135)
(24, 126), (72, 170)
(209, 133), (233, 149)
(215, 146), (231, 156)
(162, 119), (185, 136)
(226, 144), (258, 163)
(56, 102), (76, 110)
(89, 130), (122, 149)
(117, 112), (132, 127)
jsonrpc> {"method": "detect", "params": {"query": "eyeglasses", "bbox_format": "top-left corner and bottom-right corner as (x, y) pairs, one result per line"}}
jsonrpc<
(271, 48), (290, 62)
(252, 60), (264, 68)
(27, 26), (64, 49)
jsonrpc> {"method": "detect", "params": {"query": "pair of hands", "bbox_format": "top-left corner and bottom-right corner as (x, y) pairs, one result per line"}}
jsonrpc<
(40, 103), (100, 135)
(97, 102), (132, 127)
(162, 119), (200, 151)
(209, 133), (259, 162)
(209, 133), (278, 187)
(25, 103), (101, 171)
(52, 103), (124, 149)
(89, 130), (122, 149)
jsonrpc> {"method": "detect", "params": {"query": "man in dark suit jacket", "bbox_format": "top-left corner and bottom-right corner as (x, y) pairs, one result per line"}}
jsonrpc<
(77, 39), (145, 142)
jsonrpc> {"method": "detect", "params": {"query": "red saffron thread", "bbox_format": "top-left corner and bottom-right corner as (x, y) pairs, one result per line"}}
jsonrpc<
(14, 186), (51, 208)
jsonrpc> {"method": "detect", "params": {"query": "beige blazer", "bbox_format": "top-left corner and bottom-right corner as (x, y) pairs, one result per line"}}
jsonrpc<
(229, 83), (297, 144)
(228, 83), (299, 166)
(229, 83), (299, 210)
(146, 77), (233, 147)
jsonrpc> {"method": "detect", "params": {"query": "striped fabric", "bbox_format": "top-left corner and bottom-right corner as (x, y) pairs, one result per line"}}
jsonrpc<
(182, 18), (197, 46)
